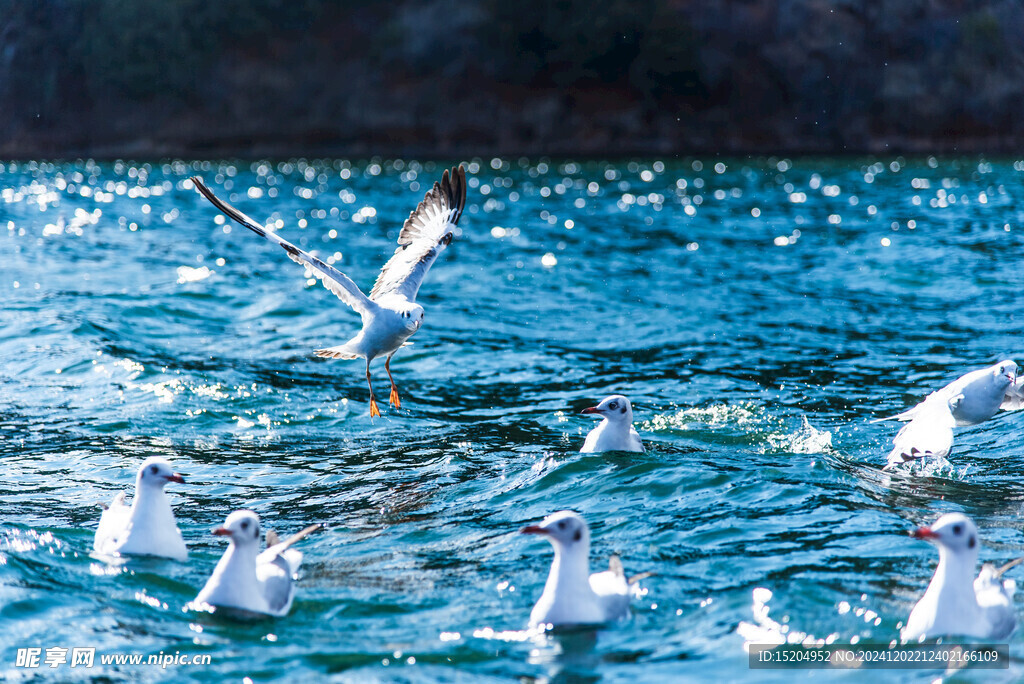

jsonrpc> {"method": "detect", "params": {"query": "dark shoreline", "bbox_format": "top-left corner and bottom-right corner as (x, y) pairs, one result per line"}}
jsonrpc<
(4, 1), (1023, 162)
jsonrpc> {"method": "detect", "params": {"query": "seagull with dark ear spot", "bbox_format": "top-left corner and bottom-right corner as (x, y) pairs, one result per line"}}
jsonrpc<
(902, 512), (1018, 642)
(193, 510), (320, 618)
(579, 394), (644, 453)
(93, 457), (188, 561)
(520, 510), (648, 628)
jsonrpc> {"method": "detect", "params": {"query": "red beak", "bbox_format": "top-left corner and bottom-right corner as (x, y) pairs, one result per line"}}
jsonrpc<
(212, 527), (231, 536)
(910, 526), (938, 540)
(581, 407), (599, 415)
(166, 473), (185, 484)
(520, 525), (549, 535)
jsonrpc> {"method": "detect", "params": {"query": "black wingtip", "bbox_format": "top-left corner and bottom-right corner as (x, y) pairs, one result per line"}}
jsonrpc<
(445, 164), (467, 225)
(188, 174), (269, 239)
(189, 175), (220, 207)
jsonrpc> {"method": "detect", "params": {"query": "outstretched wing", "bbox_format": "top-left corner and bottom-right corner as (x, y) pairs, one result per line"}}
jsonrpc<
(190, 177), (376, 317)
(369, 165), (467, 302)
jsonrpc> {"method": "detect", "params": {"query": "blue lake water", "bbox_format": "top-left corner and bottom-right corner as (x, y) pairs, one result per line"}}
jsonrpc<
(3, 156), (1024, 681)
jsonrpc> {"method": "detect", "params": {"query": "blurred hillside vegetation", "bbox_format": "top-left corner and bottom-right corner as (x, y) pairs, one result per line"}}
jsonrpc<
(2, 0), (1023, 157)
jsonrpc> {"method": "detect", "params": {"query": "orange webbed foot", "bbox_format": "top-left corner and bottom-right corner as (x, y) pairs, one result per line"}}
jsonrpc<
(389, 386), (401, 408)
(369, 398), (381, 418)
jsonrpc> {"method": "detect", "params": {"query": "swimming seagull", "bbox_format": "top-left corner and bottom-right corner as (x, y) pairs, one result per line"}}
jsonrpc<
(902, 513), (1018, 642)
(579, 395), (644, 453)
(194, 510), (320, 617)
(93, 457), (188, 561)
(884, 395), (961, 469)
(520, 510), (649, 628)
(875, 360), (1018, 427)
(190, 166), (467, 417)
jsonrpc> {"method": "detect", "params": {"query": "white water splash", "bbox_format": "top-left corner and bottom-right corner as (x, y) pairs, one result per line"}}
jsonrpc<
(765, 416), (833, 454)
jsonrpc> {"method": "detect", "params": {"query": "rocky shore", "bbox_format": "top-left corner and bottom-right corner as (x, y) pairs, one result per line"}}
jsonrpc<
(2, 0), (1022, 158)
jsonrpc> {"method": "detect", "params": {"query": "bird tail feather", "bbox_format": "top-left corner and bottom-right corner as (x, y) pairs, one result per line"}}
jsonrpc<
(315, 344), (360, 360)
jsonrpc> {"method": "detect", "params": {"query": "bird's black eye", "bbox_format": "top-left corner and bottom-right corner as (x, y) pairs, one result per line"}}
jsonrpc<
(609, 402), (618, 410)
(150, 466), (158, 474)
(968, 535), (976, 549)
(952, 524), (962, 535)
(557, 520), (566, 529)
(241, 521), (249, 530)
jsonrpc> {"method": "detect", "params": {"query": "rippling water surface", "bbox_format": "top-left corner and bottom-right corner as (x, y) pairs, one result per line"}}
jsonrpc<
(4, 156), (1024, 681)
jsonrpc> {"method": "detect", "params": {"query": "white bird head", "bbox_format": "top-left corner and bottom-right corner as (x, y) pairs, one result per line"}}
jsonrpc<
(521, 510), (591, 551)
(911, 512), (979, 559)
(213, 510), (262, 547)
(994, 360), (1017, 385)
(581, 395), (633, 422)
(135, 457), (185, 490)
(400, 304), (425, 332)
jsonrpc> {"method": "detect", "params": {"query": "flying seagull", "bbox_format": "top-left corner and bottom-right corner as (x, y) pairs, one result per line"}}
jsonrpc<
(94, 457), (188, 561)
(874, 360), (1018, 426)
(580, 395), (645, 453)
(194, 509), (320, 617)
(520, 510), (649, 628)
(190, 166), (467, 417)
(902, 513), (1018, 642)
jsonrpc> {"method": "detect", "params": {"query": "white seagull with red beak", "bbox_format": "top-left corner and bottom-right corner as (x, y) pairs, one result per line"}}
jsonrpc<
(190, 166), (466, 418)
(902, 513), (1018, 642)
(520, 510), (648, 628)
(194, 510), (319, 617)
(875, 360), (1018, 426)
(580, 395), (644, 453)
(93, 457), (188, 561)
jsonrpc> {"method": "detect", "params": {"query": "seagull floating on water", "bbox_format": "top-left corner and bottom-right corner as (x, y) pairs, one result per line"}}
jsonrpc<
(902, 512), (1018, 642)
(884, 395), (960, 469)
(190, 166), (467, 417)
(520, 510), (648, 628)
(93, 457), (188, 561)
(580, 395), (644, 453)
(194, 510), (320, 617)
(875, 360), (1018, 426)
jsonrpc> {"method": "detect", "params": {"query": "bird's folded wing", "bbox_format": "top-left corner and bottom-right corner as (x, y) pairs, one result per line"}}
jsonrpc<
(256, 553), (295, 616)
(975, 567), (1017, 638)
(190, 177), (375, 317)
(589, 569), (629, 598)
(589, 569), (631, 620)
(94, 492), (129, 550)
(369, 166), (466, 302)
